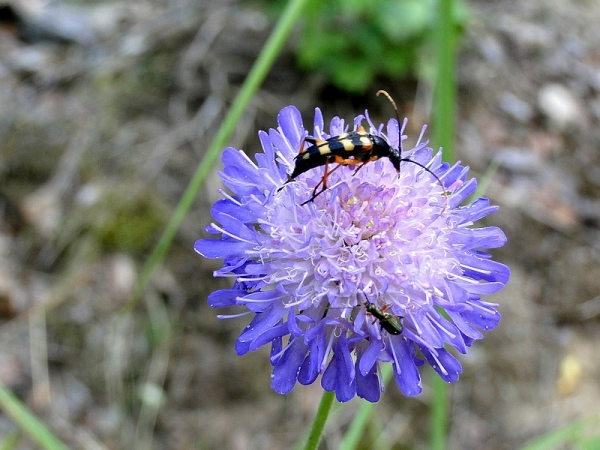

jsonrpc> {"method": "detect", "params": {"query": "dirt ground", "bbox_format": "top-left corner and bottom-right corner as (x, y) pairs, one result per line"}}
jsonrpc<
(0, 0), (599, 449)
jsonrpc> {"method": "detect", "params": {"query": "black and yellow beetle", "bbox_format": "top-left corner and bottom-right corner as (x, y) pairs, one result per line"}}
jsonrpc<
(281, 90), (448, 207)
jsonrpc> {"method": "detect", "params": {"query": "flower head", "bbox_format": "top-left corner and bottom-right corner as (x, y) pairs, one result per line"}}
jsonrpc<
(195, 105), (509, 402)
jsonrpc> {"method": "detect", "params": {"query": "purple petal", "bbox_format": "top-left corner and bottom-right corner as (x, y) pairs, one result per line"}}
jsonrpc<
(207, 289), (245, 308)
(287, 307), (303, 338)
(425, 308), (467, 354)
(270, 336), (283, 362)
(313, 108), (324, 138)
(221, 148), (261, 183)
(235, 338), (251, 356)
(460, 254), (511, 284)
(256, 130), (278, 174)
(355, 358), (381, 402)
(409, 309), (444, 348)
(239, 290), (286, 313)
(386, 118), (400, 149)
(389, 338), (422, 397)
(211, 199), (255, 224)
(353, 113), (365, 131)
(249, 324), (289, 351)
(213, 212), (258, 242)
(459, 281), (506, 295)
(421, 347), (462, 382)
(463, 227), (507, 250)
(321, 334), (356, 402)
(447, 310), (484, 340)
(329, 116), (345, 136)
(194, 238), (250, 260)
(298, 329), (326, 385)
(238, 306), (287, 343)
(278, 106), (304, 150)
(439, 161), (466, 185)
(359, 338), (384, 376)
(269, 128), (297, 161)
(449, 178), (477, 208)
(457, 198), (499, 223)
(271, 338), (308, 394)
(460, 300), (501, 332)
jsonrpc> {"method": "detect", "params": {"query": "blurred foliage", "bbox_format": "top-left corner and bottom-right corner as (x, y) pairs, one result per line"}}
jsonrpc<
(260, 0), (468, 92)
(90, 188), (166, 256)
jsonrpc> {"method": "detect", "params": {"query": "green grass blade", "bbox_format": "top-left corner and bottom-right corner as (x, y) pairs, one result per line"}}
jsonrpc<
(520, 415), (600, 450)
(339, 364), (394, 450)
(433, 0), (456, 164)
(430, 0), (457, 448)
(0, 382), (69, 450)
(122, 0), (311, 314)
(468, 157), (500, 202)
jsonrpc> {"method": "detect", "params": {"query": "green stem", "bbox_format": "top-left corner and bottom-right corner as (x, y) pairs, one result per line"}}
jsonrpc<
(433, 0), (456, 164)
(339, 364), (394, 450)
(431, 0), (456, 448)
(430, 372), (448, 450)
(0, 382), (69, 450)
(303, 391), (336, 450)
(122, 0), (311, 314)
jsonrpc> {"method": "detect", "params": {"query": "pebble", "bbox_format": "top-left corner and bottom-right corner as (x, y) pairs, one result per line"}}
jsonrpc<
(499, 92), (534, 122)
(537, 83), (583, 130)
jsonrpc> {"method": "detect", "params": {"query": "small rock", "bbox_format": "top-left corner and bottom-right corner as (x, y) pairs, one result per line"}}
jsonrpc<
(499, 92), (534, 122)
(497, 17), (554, 55)
(478, 35), (505, 64)
(109, 254), (137, 302)
(538, 83), (584, 131)
(20, 187), (62, 237)
(8, 46), (54, 76)
(495, 147), (541, 174)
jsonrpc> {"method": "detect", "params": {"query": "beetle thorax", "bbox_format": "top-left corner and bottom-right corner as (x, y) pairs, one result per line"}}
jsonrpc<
(371, 135), (401, 171)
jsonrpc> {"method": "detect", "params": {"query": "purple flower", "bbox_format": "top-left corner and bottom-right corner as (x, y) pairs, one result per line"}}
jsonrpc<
(195, 105), (509, 402)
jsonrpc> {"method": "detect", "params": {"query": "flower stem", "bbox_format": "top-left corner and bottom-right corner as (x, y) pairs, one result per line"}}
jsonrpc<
(430, 371), (449, 450)
(303, 390), (336, 450)
(339, 364), (394, 450)
(122, 0), (311, 314)
(433, 0), (456, 164)
(431, 0), (457, 447)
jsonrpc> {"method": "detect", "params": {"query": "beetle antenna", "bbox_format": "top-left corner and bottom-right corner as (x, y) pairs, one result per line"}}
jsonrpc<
(377, 89), (449, 213)
(376, 90), (401, 125)
(401, 158), (449, 213)
(377, 89), (403, 159)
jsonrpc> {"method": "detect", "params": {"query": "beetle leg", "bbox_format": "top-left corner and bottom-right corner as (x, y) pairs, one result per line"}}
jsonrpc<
(351, 155), (379, 175)
(301, 160), (345, 205)
(301, 160), (330, 205)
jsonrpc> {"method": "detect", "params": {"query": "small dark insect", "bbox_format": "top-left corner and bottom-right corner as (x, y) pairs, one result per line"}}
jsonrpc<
(319, 296), (404, 335)
(362, 298), (404, 336)
(280, 90), (449, 207)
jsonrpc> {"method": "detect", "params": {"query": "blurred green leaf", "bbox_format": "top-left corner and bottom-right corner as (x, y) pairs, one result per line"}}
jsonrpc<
(263, 0), (469, 92)
(329, 56), (374, 92)
(375, 0), (430, 42)
(520, 415), (600, 450)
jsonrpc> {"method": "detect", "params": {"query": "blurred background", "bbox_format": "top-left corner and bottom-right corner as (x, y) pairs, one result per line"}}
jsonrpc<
(0, 0), (599, 448)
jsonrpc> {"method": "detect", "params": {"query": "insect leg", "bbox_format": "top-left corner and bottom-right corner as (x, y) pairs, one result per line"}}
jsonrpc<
(300, 160), (345, 205)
